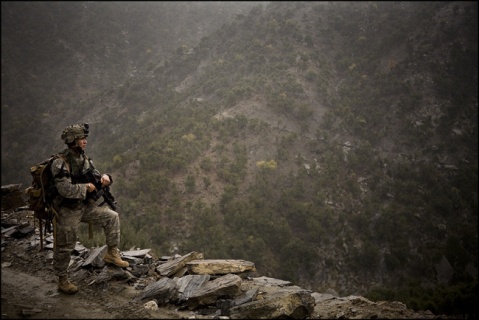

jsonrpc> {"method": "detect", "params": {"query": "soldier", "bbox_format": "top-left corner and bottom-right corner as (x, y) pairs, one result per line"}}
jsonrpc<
(51, 123), (129, 294)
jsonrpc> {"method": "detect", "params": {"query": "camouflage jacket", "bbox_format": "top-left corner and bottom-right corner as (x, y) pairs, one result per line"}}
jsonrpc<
(50, 148), (100, 201)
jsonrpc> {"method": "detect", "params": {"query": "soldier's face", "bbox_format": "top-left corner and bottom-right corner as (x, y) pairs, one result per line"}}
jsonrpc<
(75, 137), (87, 150)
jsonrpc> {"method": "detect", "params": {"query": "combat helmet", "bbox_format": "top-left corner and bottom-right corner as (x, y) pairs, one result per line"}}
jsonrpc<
(61, 123), (89, 144)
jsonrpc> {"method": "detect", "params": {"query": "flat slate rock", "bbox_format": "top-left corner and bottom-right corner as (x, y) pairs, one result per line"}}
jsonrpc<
(175, 274), (211, 303)
(134, 277), (178, 304)
(186, 259), (256, 275)
(82, 245), (107, 267)
(227, 288), (315, 319)
(120, 248), (151, 257)
(156, 251), (203, 277)
(249, 276), (292, 287)
(186, 273), (242, 310)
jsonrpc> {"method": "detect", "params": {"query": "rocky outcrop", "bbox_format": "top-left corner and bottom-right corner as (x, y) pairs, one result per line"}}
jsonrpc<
(1, 206), (315, 319)
(134, 251), (314, 318)
(1, 184), (26, 213)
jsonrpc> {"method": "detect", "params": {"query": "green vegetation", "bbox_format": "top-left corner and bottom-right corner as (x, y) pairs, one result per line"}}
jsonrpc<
(366, 280), (478, 316)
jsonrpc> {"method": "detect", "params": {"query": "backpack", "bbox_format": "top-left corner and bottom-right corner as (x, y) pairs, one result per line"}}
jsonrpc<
(24, 153), (67, 249)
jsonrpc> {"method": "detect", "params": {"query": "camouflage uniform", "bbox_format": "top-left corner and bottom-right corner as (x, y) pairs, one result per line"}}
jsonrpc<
(51, 147), (121, 277)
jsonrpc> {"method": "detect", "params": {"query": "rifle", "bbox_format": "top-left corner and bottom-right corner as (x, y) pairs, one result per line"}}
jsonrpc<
(82, 169), (117, 211)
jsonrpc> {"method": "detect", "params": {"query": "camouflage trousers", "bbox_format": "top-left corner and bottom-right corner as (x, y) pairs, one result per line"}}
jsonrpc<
(53, 200), (121, 277)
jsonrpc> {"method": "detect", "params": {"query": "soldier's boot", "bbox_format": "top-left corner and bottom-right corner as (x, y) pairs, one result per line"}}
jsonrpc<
(103, 246), (129, 268)
(58, 275), (78, 294)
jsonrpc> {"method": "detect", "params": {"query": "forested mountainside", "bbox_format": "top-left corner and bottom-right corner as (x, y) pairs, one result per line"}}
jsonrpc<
(2, 1), (477, 316)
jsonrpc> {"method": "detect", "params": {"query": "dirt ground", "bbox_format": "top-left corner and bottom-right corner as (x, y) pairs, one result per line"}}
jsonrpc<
(0, 257), (193, 319)
(1, 253), (215, 320)
(0, 209), (195, 319)
(1, 267), (155, 319)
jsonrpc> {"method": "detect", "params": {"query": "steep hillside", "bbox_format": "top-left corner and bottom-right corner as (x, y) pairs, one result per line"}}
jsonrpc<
(1, 1), (263, 180)
(1, 2), (477, 316)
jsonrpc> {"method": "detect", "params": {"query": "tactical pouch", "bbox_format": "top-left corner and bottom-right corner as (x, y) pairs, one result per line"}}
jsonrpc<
(25, 186), (46, 215)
